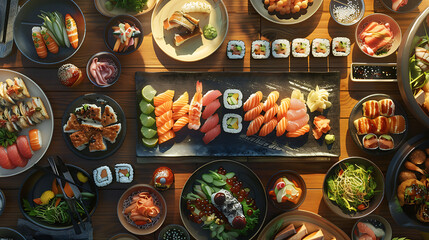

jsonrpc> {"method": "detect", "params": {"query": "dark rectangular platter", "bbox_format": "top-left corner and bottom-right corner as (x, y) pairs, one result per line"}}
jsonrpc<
(136, 72), (340, 162)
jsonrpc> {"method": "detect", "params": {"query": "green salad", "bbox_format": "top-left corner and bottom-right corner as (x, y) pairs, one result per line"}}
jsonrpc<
(409, 25), (429, 93)
(326, 163), (377, 212)
(104, 0), (148, 12)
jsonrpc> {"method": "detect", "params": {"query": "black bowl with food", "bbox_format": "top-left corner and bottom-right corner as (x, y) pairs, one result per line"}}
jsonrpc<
(380, 0), (422, 13)
(0, 227), (26, 240)
(266, 170), (307, 212)
(351, 215), (392, 240)
(323, 157), (385, 219)
(104, 15), (143, 55)
(397, 8), (429, 128)
(158, 224), (190, 240)
(19, 164), (98, 230)
(386, 132), (429, 232)
(86, 52), (121, 88)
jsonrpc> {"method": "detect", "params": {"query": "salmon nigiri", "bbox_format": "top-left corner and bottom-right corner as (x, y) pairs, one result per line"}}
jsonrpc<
(276, 117), (288, 136)
(243, 91), (263, 112)
(155, 101), (173, 117)
(158, 119), (174, 136)
(173, 115), (189, 132)
(29, 129), (42, 151)
(263, 91), (280, 112)
(41, 26), (58, 54)
(173, 92), (189, 112)
(188, 81), (203, 130)
(286, 124), (310, 138)
(32, 27), (48, 59)
(247, 115), (264, 136)
(173, 104), (190, 120)
(159, 130), (175, 144)
(65, 14), (79, 49)
(244, 103), (263, 121)
(154, 90), (175, 107)
(264, 104), (278, 123)
(259, 118), (278, 137)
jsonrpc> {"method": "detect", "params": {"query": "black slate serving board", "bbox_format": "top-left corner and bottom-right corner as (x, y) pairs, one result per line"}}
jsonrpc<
(135, 72), (340, 161)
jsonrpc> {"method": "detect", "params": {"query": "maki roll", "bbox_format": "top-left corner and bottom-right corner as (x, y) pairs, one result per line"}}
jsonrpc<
(251, 40), (270, 59)
(292, 38), (310, 57)
(332, 37), (350, 57)
(272, 39), (290, 58)
(379, 134), (394, 150)
(223, 89), (243, 109)
(388, 115), (406, 134)
(379, 99), (395, 117)
(227, 40), (245, 59)
(311, 38), (330, 57)
(93, 166), (113, 187)
(222, 113), (242, 134)
(115, 163), (134, 183)
(363, 133), (378, 150)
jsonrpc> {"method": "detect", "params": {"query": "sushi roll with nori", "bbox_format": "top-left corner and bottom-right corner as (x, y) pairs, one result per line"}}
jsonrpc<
(115, 163), (134, 183)
(292, 38), (310, 57)
(251, 40), (270, 59)
(312, 38), (330, 57)
(93, 166), (112, 187)
(332, 37), (350, 56)
(272, 39), (290, 58)
(227, 40), (245, 59)
(223, 113), (242, 134)
(223, 89), (243, 109)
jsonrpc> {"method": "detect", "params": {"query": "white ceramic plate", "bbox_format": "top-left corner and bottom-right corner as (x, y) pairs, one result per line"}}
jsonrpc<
(151, 0), (228, 62)
(0, 69), (54, 177)
(94, 0), (157, 17)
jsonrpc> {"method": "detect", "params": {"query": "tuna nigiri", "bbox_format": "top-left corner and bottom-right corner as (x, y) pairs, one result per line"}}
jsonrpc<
(247, 115), (264, 136)
(244, 103), (263, 121)
(203, 124), (221, 144)
(0, 147), (15, 169)
(32, 27), (48, 59)
(173, 115), (189, 132)
(188, 81), (203, 130)
(259, 118), (278, 137)
(263, 91), (279, 112)
(264, 104), (278, 123)
(7, 144), (28, 168)
(202, 99), (220, 119)
(154, 90), (175, 107)
(202, 90), (222, 106)
(173, 92), (189, 112)
(243, 91), (263, 112)
(173, 104), (190, 120)
(16, 136), (33, 159)
(29, 129), (42, 151)
(158, 130), (175, 144)
(200, 113), (219, 133)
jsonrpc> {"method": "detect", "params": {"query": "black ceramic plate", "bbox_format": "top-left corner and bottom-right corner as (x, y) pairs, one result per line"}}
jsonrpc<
(179, 160), (267, 240)
(136, 71), (341, 159)
(323, 157), (385, 219)
(386, 133), (429, 232)
(62, 93), (126, 160)
(348, 93), (408, 155)
(13, 0), (86, 64)
(104, 15), (143, 55)
(380, 0), (422, 13)
(19, 164), (98, 230)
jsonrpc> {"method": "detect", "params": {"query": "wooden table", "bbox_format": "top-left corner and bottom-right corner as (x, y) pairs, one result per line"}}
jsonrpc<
(0, 0), (428, 239)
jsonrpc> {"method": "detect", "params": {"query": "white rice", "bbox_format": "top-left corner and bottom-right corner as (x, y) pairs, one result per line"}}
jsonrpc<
(223, 89), (242, 109)
(291, 38), (310, 57)
(227, 40), (245, 59)
(312, 38), (330, 57)
(115, 163), (134, 183)
(251, 40), (270, 59)
(332, 37), (351, 56)
(93, 166), (112, 187)
(272, 39), (290, 58)
(222, 114), (242, 134)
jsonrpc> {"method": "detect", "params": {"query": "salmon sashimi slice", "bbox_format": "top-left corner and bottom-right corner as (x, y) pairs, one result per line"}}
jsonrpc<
(392, 0), (408, 11)
(243, 91), (263, 112)
(359, 22), (393, 55)
(188, 81), (203, 130)
(244, 103), (263, 121)
(246, 115), (264, 136)
(154, 90), (175, 107)
(156, 110), (173, 127)
(263, 91), (279, 112)
(158, 119), (174, 136)
(286, 124), (310, 138)
(173, 115), (189, 132)
(264, 104), (278, 123)
(202, 99), (220, 119)
(203, 124), (221, 145)
(276, 117), (288, 137)
(287, 114), (309, 132)
(259, 118), (278, 137)
(155, 101), (173, 117)
(173, 104), (190, 120)
(173, 92), (189, 112)
(277, 98), (290, 120)
(158, 130), (175, 144)
(202, 90), (222, 106)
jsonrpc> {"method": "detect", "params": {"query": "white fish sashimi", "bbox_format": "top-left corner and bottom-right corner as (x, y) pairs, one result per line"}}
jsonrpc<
(181, 1), (211, 13)
(287, 114), (309, 132)
(287, 108), (306, 121)
(364, 223), (385, 238)
(289, 98), (306, 110)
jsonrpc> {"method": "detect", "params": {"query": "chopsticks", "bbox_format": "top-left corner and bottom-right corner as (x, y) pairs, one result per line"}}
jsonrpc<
(33, 165), (93, 193)
(332, 0), (349, 6)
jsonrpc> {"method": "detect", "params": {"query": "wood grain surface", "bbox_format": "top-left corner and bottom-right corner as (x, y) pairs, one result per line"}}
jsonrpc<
(0, 0), (428, 239)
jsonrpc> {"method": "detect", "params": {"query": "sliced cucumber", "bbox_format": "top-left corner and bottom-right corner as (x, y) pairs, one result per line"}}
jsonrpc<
(209, 170), (222, 180)
(213, 179), (226, 187)
(202, 174), (214, 183)
(225, 172), (235, 179)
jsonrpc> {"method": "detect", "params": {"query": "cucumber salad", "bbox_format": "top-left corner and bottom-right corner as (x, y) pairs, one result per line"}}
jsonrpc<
(184, 167), (260, 240)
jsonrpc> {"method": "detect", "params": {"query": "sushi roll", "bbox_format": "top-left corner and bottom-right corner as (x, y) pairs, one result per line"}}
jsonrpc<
(222, 114), (242, 134)
(374, 116), (390, 135)
(272, 39), (290, 58)
(332, 37), (351, 57)
(292, 38), (310, 57)
(311, 38), (330, 57)
(379, 134), (394, 150)
(388, 115), (406, 134)
(251, 40), (270, 59)
(115, 163), (134, 183)
(363, 133), (378, 150)
(354, 117), (376, 135)
(362, 100), (380, 119)
(227, 40), (245, 59)
(379, 99), (395, 117)
(93, 166), (113, 187)
(223, 89), (243, 109)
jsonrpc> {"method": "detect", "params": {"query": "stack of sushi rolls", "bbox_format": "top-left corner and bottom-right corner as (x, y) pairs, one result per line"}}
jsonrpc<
(223, 89), (243, 109)
(227, 40), (245, 59)
(312, 38), (330, 57)
(292, 38), (310, 57)
(251, 40), (270, 59)
(93, 166), (113, 187)
(222, 113), (242, 134)
(332, 37), (351, 57)
(115, 163), (134, 183)
(272, 39), (290, 58)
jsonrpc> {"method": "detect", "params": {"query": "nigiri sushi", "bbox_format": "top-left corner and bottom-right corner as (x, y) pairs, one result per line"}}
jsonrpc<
(154, 90), (174, 107)
(202, 90), (222, 106)
(16, 135), (33, 159)
(158, 119), (174, 136)
(173, 115), (189, 132)
(243, 91), (263, 112)
(263, 91), (279, 112)
(264, 104), (278, 123)
(286, 124), (310, 138)
(202, 99), (220, 119)
(354, 117), (377, 135)
(188, 81), (203, 130)
(259, 119), (278, 137)
(286, 114), (309, 132)
(155, 101), (173, 117)
(159, 130), (175, 144)
(203, 124), (221, 144)
(156, 110), (173, 127)
(277, 98), (290, 120)
(247, 115), (264, 136)
(244, 103), (263, 121)
(29, 129), (42, 151)
(392, 0), (408, 11)
(173, 92), (189, 112)
(276, 117), (288, 137)
(173, 104), (190, 120)
(201, 113), (219, 133)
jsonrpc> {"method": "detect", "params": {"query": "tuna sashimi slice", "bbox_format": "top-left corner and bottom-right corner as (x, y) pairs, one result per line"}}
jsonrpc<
(202, 99), (220, 119)
(202, 90), (222, 106)
(203, 124), (221, 144)
(200, 113), (219, 133)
